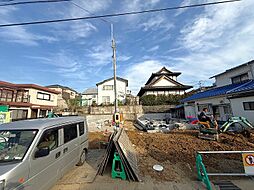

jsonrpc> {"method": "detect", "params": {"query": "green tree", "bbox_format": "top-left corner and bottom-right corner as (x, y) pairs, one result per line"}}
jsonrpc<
(66, 98), (80, 112)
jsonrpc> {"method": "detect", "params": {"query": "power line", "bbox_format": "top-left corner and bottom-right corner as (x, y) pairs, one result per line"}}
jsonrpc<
(70, 1), (110, 24)
(0, 0), (241, 28)
(0, 0), (70, 7)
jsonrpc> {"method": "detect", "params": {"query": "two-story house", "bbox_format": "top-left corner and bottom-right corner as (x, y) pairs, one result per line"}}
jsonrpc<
(96, 77), (128, 105)
(46, 84), (78, 110)
(0, 81), (59, 120)
(81, 88), (98, 106)
(182, 60), (254, 124)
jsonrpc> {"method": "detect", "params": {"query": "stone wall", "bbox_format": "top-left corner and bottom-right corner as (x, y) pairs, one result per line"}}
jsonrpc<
(78, 105), (143, 120)
(78, 104), (175, 121)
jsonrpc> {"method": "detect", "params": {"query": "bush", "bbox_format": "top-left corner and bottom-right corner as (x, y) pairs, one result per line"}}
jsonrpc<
(140, 95), (157, 106)
(140, 94), (190, 106)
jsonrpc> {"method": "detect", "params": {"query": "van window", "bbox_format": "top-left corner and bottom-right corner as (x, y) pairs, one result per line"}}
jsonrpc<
(0, 130), (37, 162)
(37, 129), (58, 151)
(79, 122), (84, 136)
(64, 124), (77, 143)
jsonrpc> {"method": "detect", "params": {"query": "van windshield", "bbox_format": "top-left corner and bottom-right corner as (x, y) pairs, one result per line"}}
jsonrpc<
(0, 130), (37, 162)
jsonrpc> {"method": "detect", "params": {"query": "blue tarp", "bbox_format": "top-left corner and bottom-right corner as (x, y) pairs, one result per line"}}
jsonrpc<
(182, 80), (254, 102)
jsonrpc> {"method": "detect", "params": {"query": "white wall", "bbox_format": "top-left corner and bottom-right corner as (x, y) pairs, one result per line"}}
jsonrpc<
(82, 94), (98, 106)
(230, 96), (254, 124)
(152, 78), (176, 87)
(184, 96), (231, 121)
(27, 88), (58, 107)
(215, 63), (254, 87)
(184, 103), (196, 118)
(97, 79), (127, 105)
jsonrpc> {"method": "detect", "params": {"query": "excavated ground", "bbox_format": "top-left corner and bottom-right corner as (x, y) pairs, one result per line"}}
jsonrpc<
(89, 121), (254, 182)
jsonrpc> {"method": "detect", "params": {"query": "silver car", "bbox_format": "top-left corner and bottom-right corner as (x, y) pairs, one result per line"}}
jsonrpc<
(0, 116), (88, 190)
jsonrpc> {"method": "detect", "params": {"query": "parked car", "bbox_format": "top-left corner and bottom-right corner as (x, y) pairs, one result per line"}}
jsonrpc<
(0, 116), (88, 190)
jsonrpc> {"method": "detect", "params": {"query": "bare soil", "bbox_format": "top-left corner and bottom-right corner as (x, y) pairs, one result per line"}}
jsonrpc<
(88, 123), (254, 183)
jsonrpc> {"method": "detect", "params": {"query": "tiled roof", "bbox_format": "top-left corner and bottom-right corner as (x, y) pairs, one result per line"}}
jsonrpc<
(96, 77), (128, 86)
(82, 88), (98, 95)
(227, 80), (254, 94)
(0, 81), (60, 94)
(182, 80), (253, 102)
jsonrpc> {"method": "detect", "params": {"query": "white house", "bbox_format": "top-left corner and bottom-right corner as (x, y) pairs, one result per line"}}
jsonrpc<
(182, 60), (254, 124)
(81, 88), (98, 106)
(96, 77), (128, 105)
(137, 67), (192, 97)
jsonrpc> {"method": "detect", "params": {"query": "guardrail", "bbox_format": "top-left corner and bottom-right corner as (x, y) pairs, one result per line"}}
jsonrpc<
(196, 151), (254, 190)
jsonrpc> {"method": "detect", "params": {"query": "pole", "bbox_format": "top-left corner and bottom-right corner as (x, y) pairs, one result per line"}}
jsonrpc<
(111, 24), (118, 113)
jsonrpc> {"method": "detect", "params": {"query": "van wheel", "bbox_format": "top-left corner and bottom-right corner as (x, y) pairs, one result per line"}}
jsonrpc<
(77, 149), (87, 166)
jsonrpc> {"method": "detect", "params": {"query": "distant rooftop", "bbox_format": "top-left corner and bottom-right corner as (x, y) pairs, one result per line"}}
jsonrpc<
(46, 84), (78, 93)
(0, 81), (60, 94)
(210, 60), (254, 79)
(82, 88), (98, 95)
(96, 77), (128, 86)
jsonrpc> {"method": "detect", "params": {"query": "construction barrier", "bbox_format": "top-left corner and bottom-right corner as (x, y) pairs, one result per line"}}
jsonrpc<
(196, 151), (254, 190)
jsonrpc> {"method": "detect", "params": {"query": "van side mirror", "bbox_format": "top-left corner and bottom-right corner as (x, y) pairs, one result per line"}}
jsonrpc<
(35, 147), (50, 158)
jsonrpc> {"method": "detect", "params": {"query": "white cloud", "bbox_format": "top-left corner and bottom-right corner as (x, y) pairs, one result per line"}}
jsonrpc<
(140, 14), (174, 32)
(49, 0), (112, 41)
(51, 21), (97, 41)
(124, 60), (163, 94)
(175, 0), (192, 16)
(0, 27), (57, 46)
(117, 55), (132, 62)
(86, 43), (112, 66)
(172, 0), (254, 85)
(69, 0), (112, 17)
(25, 51), (83, 78)
(147, 45), (159, 52)
(0, 6), (57, 46)
(120, 0), (161, 25)
(123, 0), (160, 11)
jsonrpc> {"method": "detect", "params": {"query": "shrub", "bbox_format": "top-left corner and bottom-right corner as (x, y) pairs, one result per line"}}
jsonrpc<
(140, 94), (190, 106)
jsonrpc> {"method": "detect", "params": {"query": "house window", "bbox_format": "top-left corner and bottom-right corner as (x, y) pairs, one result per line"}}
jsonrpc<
(197, 104), (212, 113)
(231, 73), (249, 84)
(37, 92), (51, 101)
(0, 89), (13, 102)
(243, 102), (254, 111)
(103, 85), (113, 90)
(102, 96), (110, 104)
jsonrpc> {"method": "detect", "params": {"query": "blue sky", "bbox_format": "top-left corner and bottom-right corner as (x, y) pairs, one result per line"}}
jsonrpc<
(0, 0), (253, 94)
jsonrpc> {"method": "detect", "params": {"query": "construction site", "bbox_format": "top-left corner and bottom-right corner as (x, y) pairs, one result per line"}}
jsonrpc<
(52, 117), (254, 190)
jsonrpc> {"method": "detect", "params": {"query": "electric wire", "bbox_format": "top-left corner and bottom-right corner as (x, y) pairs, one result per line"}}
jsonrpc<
(0, 0), (242, 28)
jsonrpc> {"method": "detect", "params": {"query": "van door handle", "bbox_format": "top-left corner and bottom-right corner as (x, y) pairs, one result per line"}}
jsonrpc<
(55, 152), (61, 159)
(63, 147), (68, 154)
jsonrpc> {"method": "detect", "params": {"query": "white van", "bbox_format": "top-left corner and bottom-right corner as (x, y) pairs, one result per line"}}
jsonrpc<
(0, 116), (88, 190)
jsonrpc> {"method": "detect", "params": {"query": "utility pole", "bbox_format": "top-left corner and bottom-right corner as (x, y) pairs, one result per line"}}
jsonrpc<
(111, 24), (118, 113)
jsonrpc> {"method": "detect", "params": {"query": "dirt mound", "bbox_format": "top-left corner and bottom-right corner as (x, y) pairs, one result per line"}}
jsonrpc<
(89, 132), (111, 149)
(127, 130), (254, 182)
